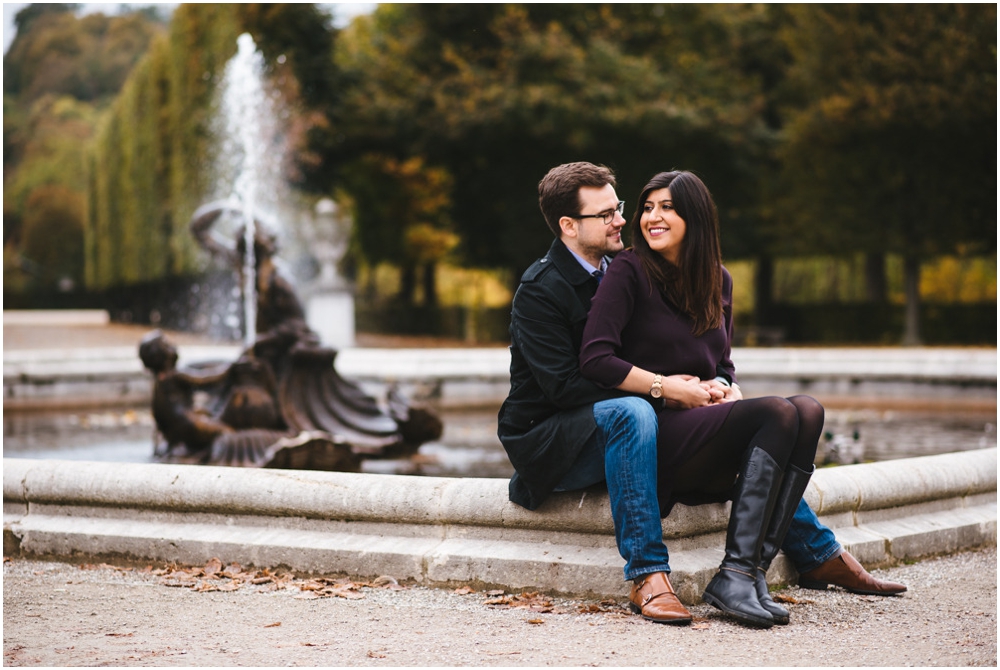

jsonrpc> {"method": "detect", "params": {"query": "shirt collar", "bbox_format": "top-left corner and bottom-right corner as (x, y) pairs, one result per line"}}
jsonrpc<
(566, 248), (607, 276)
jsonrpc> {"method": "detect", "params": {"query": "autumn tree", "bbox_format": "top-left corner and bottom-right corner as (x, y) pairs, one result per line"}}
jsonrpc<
(340, 154), (457, 305)
(333, 4), (767, 283)
(775, 4), (996, 343)
(3, 5), (164, 293)
(4, 6), (164, 103)
(83, 4), (342, 293)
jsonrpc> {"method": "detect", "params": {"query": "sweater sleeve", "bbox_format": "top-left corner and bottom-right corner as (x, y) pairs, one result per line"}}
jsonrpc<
(717, 267), (737, 384)
(578, 252), (641, 388)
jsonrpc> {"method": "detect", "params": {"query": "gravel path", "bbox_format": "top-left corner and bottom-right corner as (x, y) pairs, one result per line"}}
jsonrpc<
(3, 547), (995, 667)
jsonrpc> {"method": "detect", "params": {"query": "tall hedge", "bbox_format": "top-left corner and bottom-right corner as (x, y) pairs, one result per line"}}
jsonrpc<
(84, 5), (242, 289)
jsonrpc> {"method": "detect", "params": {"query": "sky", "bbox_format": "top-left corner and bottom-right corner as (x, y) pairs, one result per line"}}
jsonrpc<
(3, 3), (376, 53)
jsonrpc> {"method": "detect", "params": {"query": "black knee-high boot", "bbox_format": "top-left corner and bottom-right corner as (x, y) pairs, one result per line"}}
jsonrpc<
(702, 446), (783, 628)
(754, 463), (815, 625)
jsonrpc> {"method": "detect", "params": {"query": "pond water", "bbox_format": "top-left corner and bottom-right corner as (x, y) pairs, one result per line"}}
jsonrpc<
(3, 402), (996, 478)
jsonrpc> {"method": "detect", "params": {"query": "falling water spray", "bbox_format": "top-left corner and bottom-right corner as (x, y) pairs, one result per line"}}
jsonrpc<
(216, 33), (277, 348)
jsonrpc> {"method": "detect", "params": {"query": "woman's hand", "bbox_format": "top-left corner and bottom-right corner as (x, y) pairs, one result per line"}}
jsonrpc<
(661, 374), (713, 409)
(614, 367), (716, 409)
(703, 379), (742, 404)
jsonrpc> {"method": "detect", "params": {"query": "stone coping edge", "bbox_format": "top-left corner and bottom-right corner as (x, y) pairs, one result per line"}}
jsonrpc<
(3, 449), (996, 538)
(3, 310), (110, 326)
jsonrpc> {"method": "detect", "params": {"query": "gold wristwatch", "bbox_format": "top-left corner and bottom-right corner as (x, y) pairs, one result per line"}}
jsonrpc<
(649, 374), (663, 399)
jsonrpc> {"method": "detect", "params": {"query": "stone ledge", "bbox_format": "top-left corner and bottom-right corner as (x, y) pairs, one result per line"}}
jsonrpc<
(3, 310), (110, 326)
(6, 346), (996, 410)
(3, 449), (996, 602)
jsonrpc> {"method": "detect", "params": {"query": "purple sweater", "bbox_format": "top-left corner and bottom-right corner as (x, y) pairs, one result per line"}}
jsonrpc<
(579, 249), (736, 389)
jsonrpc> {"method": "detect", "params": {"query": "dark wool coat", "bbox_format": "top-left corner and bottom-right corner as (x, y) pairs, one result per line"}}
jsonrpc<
(497, 238), (621, 510)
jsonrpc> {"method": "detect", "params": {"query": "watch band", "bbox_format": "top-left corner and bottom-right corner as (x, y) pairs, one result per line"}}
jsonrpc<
(650, 374), (663, 398)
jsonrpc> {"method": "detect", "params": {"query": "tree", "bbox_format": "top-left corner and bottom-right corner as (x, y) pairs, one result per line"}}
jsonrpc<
(340, 154), (456, 305)
(4, 8), (163, 102)
(333, 4), (767, 282)
(20, 184), (85, 289)
(3, 6), (165, 294)
(82, 4), (345, 291)
(775, 5), (996, 343)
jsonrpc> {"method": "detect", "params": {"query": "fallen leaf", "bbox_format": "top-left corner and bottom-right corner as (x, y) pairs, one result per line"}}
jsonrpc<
(367, 650), (387, 658)
(453, 586), (475, 595)
(161, 580), (196, 588)
(371, 575), (398, 588)
(203, 558), (223, 576)
(485, 589), (505, 596)
(774, 593), (815, 605)
(264, 622), (281, 628)
(526, 618), (544, 625)
(105, 632), (134, 638)
(221, 563), (243, 577)
(192, 580), (240, 593)
(319, 587), (363, 600)
(691, 622), (711, 630)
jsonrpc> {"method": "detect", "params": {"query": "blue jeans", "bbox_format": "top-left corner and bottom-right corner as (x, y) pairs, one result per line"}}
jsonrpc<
(556, 397), (670, 581)
(556, 399), (840, 578)
(780, 498), (842, 573)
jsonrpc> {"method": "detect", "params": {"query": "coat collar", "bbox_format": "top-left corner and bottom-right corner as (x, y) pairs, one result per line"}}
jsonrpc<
(545, 238), (606, 287)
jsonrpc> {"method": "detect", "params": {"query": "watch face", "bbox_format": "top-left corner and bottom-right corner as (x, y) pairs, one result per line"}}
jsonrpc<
(650, 387), (662, 398)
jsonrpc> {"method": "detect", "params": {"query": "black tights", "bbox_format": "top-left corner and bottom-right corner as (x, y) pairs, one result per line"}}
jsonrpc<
(674, 395), (824, 497)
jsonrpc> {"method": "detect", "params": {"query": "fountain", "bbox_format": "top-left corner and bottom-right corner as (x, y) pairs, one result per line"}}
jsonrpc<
(138, 35), (442, 471)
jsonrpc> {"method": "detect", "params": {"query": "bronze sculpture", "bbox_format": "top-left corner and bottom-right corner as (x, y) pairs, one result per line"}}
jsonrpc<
(139, 202), (442, 470)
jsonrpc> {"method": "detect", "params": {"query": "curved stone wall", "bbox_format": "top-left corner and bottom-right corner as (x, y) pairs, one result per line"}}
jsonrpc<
(4, 449), (996, 600)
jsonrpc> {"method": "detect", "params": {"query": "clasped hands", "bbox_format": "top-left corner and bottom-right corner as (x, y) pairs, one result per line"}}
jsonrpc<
(661, 374), (741, 410)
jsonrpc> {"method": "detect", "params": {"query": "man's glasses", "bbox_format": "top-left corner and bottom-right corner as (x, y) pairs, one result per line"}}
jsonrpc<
(574, 201), (625, 225)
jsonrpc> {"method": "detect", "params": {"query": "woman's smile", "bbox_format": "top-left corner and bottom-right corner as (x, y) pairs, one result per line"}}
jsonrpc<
(640, 187), (686, 264)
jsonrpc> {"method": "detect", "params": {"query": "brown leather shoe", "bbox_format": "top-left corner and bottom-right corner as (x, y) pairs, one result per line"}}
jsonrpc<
(629, 572), (692, 625)
(798, 550), (907, 595)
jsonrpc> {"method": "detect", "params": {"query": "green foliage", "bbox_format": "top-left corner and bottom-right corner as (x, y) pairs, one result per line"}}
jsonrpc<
(10, 1), (994, 338)
(775, 4), (997, 260)
(4, 95), (92, 198)
(239, 4), (337, 108)
(333, 4), (768, 273)
(11, 4), (77, 35)
(19, 184), (85, 288)
(85, 5), (243, 289)
(82, 4), (342, 290)
(4, 8), (162, 102)
(4, 6), (165, 292)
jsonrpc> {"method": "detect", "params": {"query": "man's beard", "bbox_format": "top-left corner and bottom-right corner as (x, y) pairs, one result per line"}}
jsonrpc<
(579, 235), (622, 260)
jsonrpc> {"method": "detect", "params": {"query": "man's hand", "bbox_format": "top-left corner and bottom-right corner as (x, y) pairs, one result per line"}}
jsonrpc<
(703, 379), (742, 404)
(661, 375), (713, 409)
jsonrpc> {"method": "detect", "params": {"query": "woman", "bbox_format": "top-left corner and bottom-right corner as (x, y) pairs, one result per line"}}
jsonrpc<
(579, 171), (824, 629)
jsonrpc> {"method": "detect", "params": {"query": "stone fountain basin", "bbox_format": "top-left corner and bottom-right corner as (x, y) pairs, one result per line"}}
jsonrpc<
(4, 345), (997, 410)
(3, 448), (996, 603)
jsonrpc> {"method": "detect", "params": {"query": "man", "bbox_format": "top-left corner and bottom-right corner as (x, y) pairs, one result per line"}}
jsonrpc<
(497, 162), (905, 625)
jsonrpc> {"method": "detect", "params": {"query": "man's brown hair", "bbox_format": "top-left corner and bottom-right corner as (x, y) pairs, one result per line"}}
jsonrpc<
(538, 162), (616, 237)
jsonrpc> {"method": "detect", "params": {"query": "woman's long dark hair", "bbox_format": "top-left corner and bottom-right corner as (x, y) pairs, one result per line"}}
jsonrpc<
(630, 171), (723, 337)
